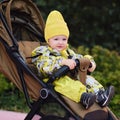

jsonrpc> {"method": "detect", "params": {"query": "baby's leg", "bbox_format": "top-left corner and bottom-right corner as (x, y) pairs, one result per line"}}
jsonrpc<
(86, 75), (104, 94)
(54, 75), (96, 109)
(86, 75), (115, 107)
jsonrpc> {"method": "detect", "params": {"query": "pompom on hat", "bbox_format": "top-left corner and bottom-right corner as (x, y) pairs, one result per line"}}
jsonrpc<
(44, 10), (70, 42)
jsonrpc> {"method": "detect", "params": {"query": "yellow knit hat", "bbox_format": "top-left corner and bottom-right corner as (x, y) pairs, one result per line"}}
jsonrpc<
(44, 10), (69, 42)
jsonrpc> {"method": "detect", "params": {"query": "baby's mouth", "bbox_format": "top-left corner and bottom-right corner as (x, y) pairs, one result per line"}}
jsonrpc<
(57, 46), (63, 48)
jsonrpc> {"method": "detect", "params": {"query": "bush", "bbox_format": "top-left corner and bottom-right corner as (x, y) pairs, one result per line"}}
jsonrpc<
(0, 74), (13, 93)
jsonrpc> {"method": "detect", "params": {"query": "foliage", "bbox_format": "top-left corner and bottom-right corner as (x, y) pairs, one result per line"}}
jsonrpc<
(0, 89), (29, 113)
(35, 0), (120, 52)
(0, 75), (13, 93)
(0, 76), (29, 112)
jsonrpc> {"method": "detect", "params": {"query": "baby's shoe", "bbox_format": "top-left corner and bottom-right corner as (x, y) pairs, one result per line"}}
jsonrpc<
(96, 86), (115, 107)
(80, 92), (96, 109)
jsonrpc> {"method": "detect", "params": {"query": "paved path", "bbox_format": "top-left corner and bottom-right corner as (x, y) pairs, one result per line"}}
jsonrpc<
(0, 110), (41, 120)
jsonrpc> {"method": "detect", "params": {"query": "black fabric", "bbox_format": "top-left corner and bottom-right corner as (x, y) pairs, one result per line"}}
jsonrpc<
(107, 111), (116, 120)
(84, 110), (108, 120)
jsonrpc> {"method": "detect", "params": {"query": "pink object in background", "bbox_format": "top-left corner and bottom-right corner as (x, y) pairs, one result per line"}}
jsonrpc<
(0, 110), (41, 120)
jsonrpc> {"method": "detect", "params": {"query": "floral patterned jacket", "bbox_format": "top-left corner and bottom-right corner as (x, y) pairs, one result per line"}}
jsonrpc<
(32, 45), (96, 77)
(31, 45), (83, 78)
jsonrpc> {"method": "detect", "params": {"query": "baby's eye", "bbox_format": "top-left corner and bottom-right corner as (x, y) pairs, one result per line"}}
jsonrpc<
(62, 38), (67, 41)
(54, 38), (58, 40)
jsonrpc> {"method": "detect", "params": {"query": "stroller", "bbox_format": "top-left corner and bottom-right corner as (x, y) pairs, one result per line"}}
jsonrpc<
(0, 0), (118, 119)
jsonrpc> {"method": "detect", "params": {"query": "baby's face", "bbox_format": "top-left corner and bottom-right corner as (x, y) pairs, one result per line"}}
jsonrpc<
(48, 35), (68, 51)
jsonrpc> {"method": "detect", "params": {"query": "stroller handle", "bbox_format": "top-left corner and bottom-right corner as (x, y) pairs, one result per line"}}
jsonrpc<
(47, 59), (80, 83)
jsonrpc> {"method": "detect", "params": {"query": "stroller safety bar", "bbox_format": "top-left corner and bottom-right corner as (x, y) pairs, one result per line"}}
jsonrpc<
(47, 59), (80, 83)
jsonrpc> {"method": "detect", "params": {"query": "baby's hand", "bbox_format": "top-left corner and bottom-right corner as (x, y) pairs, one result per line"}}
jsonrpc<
(61, 59), (76, 70)
(88, 61), (96, 72)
